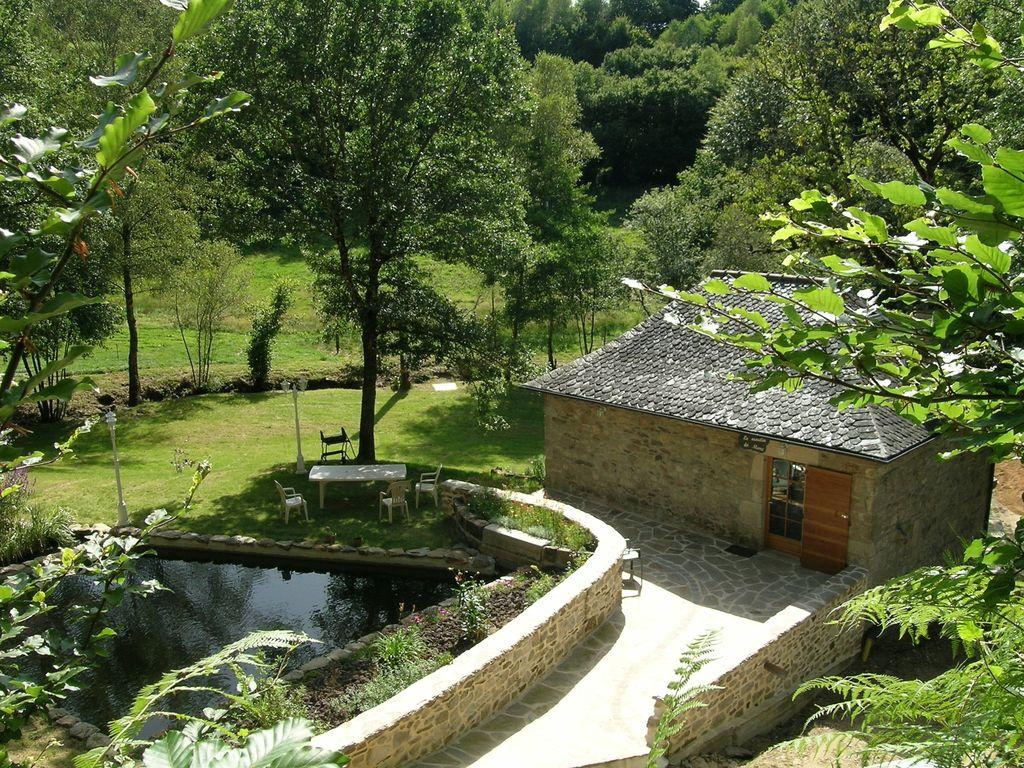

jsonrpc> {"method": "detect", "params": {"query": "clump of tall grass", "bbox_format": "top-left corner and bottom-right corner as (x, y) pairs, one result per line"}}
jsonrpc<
(0, 470), (75, 566)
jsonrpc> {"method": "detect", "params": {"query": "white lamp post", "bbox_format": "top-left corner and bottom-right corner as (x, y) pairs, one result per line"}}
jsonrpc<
(282, 377), (308, 474)
(105, 410), (129, 527)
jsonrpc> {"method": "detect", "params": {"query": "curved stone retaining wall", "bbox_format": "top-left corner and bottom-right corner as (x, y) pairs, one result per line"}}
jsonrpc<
(653, 565), (869, 759)
(312, 482), (626, 768)
(446, 483), (576, 570)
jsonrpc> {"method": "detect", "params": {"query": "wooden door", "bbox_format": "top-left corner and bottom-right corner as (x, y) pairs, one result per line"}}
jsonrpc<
(801, 466), (852, 574)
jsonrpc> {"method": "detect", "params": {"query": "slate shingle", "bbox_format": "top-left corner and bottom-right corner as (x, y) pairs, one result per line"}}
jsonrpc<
(522, 271), (931, 462)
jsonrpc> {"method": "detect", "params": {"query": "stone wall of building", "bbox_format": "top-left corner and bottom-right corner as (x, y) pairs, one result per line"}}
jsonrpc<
(543, 394), (874, 554)
(543, 394), (990, 581)
(311, 483), (625, 768)
(655, 566), (869, 759)
(866, 444), (991, 584)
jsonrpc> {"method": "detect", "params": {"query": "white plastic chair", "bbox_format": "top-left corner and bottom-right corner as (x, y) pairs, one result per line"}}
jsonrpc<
(379, 480), (412, 523)
(415, 465), (443, 509)
(274, 480), (309, 524)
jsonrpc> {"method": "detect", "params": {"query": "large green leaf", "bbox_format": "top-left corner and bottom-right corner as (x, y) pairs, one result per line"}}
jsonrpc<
(10, 128), (68, 165)
(1, 104), (27, 125)
(96, 90), (156, 169)
(964, 235), (1012, 275)
(851, 175), (927, 207)
(172, 0), (235, 43)
(143, 732), (198, 768)
(732, 273), (771, 292)
(201, 91), (252, 122)
(794, 288), (845, 317)
(90, 51), (152, 87)
(982, 165), (1024, 216)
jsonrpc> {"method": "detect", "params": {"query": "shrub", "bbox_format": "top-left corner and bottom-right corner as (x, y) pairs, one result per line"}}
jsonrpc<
(372, 626), (428, 671)
(326, 653), (453, 719)
(228, 678), (310, 733)
(465, 491), (510, 521)
(453, 574), (490, 642)
(245, 281), (293, 388)
(524, 568), (556, 605)
(0, 474), (75, 566)
(466, 492), (595, 552)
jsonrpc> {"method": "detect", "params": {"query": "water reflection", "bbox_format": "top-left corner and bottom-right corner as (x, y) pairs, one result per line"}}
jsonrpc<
(52, 556), (451, 730)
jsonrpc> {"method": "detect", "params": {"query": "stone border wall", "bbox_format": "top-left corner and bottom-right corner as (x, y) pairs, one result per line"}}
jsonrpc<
(447, 487), (575, 570)
(652, 566), (869, 759)
(109, 526), (496, 575)
(312, 481), (626, 768)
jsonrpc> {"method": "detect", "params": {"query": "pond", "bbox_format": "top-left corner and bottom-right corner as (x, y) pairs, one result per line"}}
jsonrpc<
(51, 554), (452, 733)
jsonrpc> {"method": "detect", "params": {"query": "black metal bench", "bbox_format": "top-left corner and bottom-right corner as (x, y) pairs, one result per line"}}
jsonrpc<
(320, 428), (354, 463)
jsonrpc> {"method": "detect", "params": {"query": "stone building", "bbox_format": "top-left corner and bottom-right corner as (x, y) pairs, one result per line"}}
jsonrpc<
(524, 271), (993, 582)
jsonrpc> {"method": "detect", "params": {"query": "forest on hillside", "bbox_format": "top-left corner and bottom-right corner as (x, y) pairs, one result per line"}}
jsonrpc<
(0, 0), (1019, 437)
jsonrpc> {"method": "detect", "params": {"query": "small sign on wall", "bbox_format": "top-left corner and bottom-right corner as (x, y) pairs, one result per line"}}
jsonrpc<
(739, 433), (768, 452)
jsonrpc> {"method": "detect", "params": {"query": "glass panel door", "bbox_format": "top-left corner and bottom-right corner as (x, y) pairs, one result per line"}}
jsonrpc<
(766, 458), (805, 551)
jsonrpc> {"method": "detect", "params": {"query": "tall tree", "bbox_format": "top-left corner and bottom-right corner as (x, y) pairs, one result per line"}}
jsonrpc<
(94, 157), (199, 405)
(209, 0), (528, 462)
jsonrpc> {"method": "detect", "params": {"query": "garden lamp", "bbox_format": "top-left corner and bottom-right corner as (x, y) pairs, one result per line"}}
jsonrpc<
(105, 410), (129, 527)
(282, 379), (307, 474)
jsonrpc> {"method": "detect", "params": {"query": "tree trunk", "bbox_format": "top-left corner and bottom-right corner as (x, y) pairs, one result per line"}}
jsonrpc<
(356, 312), (378, 463)
(123, 232), (141, 406)
(398, 349), (412, 392)
(546, 316), (556, 370)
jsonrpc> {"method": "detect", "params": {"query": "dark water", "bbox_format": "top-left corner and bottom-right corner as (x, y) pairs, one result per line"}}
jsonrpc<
(51, 556), (451, 731)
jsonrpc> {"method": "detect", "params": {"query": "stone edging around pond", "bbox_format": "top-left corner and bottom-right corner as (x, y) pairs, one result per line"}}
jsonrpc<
(311, 482), (626, 768)
(84, 525), (498, 576)
(445, 482), (575, 570)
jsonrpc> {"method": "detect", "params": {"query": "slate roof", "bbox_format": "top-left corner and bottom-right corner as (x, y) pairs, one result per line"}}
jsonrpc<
(523, 271), (931, 462)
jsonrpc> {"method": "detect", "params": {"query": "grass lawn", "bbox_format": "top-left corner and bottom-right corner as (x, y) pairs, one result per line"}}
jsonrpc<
(22, 385), (544, 549)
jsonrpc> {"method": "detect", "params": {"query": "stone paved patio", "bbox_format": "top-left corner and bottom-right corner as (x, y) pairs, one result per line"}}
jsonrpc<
(408, 494), (829, 768)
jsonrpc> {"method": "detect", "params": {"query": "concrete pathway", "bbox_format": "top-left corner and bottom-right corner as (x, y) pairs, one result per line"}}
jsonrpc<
(410, 496), (828, 768)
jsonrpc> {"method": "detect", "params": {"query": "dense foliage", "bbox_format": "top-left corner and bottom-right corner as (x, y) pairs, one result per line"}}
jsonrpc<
(246, 282), (293, 389)
(649, 1), (1024, 760)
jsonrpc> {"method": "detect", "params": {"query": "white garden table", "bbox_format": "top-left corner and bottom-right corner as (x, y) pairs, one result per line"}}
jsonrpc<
(308, 464), (407, 509)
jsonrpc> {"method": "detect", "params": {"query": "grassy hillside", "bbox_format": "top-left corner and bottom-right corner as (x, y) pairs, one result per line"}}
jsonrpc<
(73, 237), (650, 389)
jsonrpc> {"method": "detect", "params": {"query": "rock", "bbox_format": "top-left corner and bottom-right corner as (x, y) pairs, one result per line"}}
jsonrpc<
(157, 531), (181, 540)
(361, 547), (386, 557)
(86, 733), (111, 749)
(722, 746), (755, 759)
(257, 538), (277, 547)
(92, 523), (111, 534)
(313, 544), (328, 551)
(295, 540), (315, 549)
(235, 536), (257, 545)
(282, 670), (305, 683)
(339, 545), (357, 553)
(300, 654), (333, 671)
(406, 547), (430, 558)
(427, 548), (448, 559)
(326, 544), (342, 552)
(210, 535), (232, 544)
(346, 641), (366, 653)
(56, 715), (77, 728)
(470, 554), (494, 572)
(195, 534), (211, 543)
(47, 706), (69, 720)
(386, 548), (405, 557)
(276, 540), (294, 549)
(69, 721), (98, 740)
(181, 532), (201, 541)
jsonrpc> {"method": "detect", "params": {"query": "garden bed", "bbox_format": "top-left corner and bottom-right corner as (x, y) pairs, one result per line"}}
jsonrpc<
(302, 565), (571, 728)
